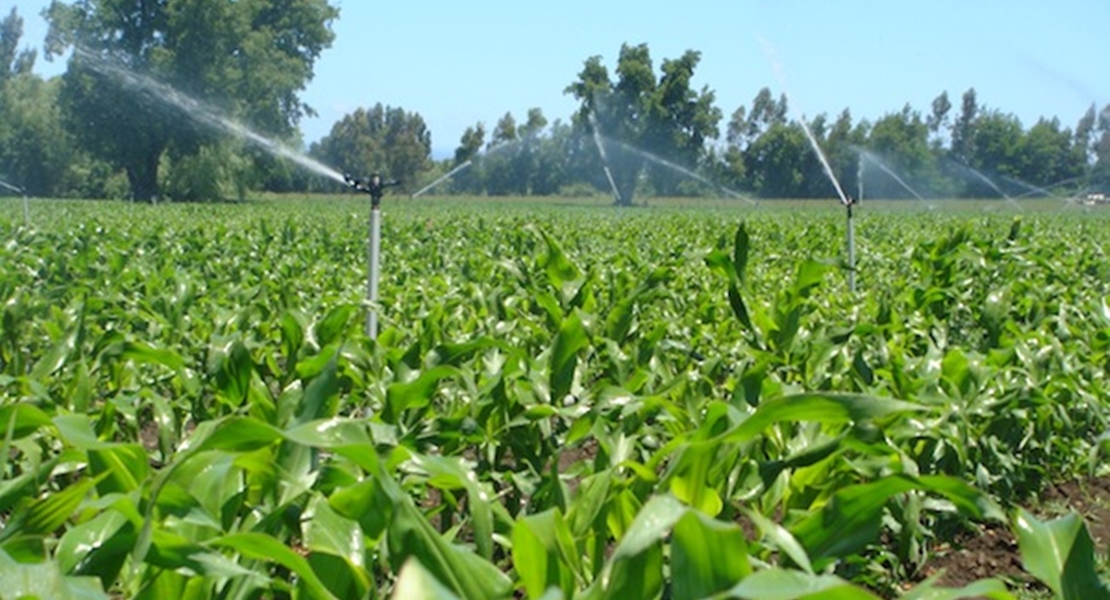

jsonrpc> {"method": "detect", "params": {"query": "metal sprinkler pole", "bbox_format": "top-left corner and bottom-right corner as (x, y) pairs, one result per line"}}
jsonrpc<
(345, 172), (399, 339)
(366, 202), (381, 338)
(846, 201), (856, 293)
(22, 192), (29, 226)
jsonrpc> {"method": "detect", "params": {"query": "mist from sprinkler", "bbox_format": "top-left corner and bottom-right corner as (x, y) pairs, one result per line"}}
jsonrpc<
(410, 138), (525, 198)
(855, 149), (935, 209)
(1002, 174), (1084, 208)
(0, 177), (29, 225)
(74, 47), (346, 186)
(601, 136), (756, 205)
(760, 36), (857, 291)
(587, 111), (624, 204)
(945, 159), (1023, 211)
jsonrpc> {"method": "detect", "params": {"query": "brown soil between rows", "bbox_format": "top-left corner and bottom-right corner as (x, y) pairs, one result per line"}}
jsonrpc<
(918, 476), (1110, 592)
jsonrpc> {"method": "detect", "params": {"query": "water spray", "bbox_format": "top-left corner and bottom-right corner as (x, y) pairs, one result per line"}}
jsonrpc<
(344, 172), (401, 339)
(412, 160), (472, 198)
(0, 178), (28, 225)
(760, 39), (858, 290)
(604, 137), (756, 205)
(587, 111), (623, 205)
(74, 47), (346, 186)
(857, 149), (934, 210)
(945, 159), (1023, 212)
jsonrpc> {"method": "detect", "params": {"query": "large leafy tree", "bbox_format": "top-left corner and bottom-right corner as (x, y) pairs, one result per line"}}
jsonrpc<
(311, 103), (431, 191)
(566, 43), (721, 205)
(866, 105), (935, 199)
(45, 0), (338, 201)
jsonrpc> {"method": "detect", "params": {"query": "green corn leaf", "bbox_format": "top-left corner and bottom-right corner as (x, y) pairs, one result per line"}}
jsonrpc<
(381, 471), (512, 599)
(1014, 508), (1110, 600)
(900, 574), (1016, 599)
(512, 509), (579, 599)
(550, 310), (589, 402)
(55, 509), (134, 587)
(412, 453), (495, 560)
(393, 557), (465, 600)
(744, 509), (813, 575)
(0, 402), (54, 440)
(0, 549), (108, 600)
(734, 222), (750, 285)
(725, 392), (925, 443)
(791, 475), (1000, 569)
(720, 568), (880, 599)
(329, 477), (394, 542)
(671, 510), (751, 600)
(211, 532), (339, 600)
(0, 476), (98, 543)
(316, 304), (356, 347)
(384, 365), (459, 423)
(293, 350), (339, 426)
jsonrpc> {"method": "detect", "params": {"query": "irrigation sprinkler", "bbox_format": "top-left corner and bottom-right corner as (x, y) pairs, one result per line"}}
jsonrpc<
(0, 178), (28, 226)
(344, 172), (401, 339)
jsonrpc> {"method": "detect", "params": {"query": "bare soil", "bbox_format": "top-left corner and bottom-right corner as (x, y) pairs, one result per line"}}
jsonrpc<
(918, 476), (1110, 593)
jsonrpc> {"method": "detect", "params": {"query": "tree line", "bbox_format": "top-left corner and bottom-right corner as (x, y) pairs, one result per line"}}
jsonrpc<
(2, 4), (1109, 204)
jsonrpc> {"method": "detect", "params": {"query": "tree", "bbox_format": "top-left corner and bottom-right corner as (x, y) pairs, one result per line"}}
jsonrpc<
(744, 122), (809, 198)
(927, 91), (951, 149)
(866, 105), (934, 199)
(46, 0), (338, 201)
(451, 122), (486, 194)
(1091, 104), (1110, 189)
(485, 112), (519, 195)
(566, 43), (721, 205)
(1, 8), (35, 85)
(1018, 117), (1084, 189)
(310, 103), (430, 191)
(950, 88), (978, 163)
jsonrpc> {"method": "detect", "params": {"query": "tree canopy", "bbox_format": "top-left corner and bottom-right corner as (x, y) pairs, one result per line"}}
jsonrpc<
(44, 0), (337, 201)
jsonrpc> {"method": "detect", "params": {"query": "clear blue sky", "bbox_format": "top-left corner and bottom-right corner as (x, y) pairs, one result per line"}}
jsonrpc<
(15, 0), (1110, 158)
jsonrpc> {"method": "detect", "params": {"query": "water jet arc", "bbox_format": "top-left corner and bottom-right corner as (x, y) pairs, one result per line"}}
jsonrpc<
(73, 47), (346, 186)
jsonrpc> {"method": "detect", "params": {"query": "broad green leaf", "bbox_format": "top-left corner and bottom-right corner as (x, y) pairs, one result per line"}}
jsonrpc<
(316, 304), (356, 347)
(211, 532), (339, 600)
(1014, 508), (1110, 600)
(393, 557), (464, 600)
(669, 441), (724, 516)
(293, 350), (340, 426)
(721, 568), (879, 599)
(384, 365), (459, 423)
(734, 222), (750, 285)
(412, 453), (495, 560)
(725, 393), (924, 443)
(120, 340), (185, 371)
(88, 444), (150, 495)
(0, 549), (108, 600)
(330, 477), (393, 541)
(55, 509), (134, 587)
(379, 471), (511, 599)
(303, 494), (367, 570)
(745, 510), (813, 575)
(900, 574), (1016, 599)
(567, 470), (611, 537)
(0, 477), (98, 543)
(512, 509), (579, 599)
(791, 475), (998, 569)
(0, 402), (53, 440)
(550, 310), (589, 401)
(671, 511), (751, 600)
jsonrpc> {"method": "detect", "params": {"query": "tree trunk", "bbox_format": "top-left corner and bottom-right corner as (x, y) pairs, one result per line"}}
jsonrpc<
(127, 145), (162, 203)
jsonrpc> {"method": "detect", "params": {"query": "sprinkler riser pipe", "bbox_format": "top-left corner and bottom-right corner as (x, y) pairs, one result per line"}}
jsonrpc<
(367, 205), (381, 338)
(846, 203), (856, 292)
